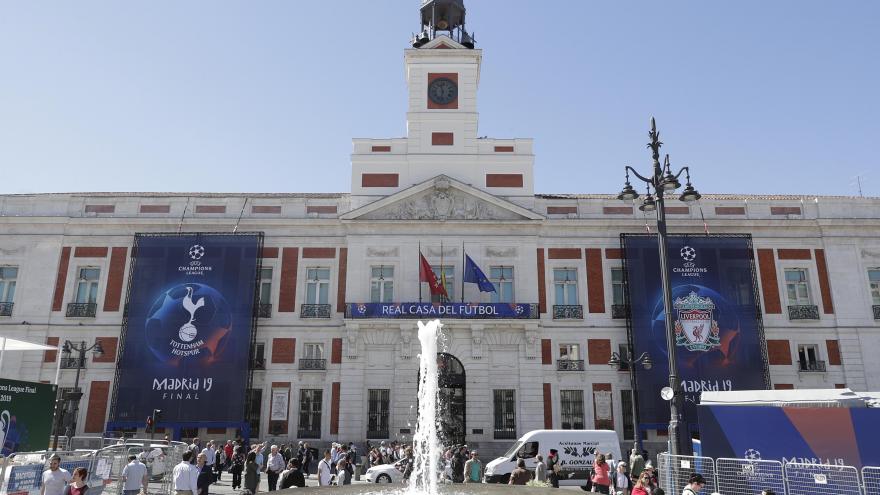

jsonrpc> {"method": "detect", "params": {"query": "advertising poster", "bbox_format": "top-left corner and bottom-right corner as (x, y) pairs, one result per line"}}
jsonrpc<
(111, 234), (261, 426)
(622, 234), (768, 429)
(699, 405), (880, 469)
(0, 378), (57, 456)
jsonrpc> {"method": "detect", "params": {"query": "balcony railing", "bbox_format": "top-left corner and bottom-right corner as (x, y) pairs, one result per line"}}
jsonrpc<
(556, 359), (585, 371)
(60, 356), (87, 369)
(301, 304), (331, 318)
(874, 305), (880, 320)
(788, 304), (819, 320)
(299, 358), (327, 371)
(249, 358), (266, 370)
(257, 304), (272, 318)
(552, 305), (583, 320)
(366, 429), (389, 439)
(66, 303), (97, 318)
(798, 360), (827, 372)
(611, 304), (628, 319)
(493, 428), (518, 440)
(0, 302), (12, 317)
(297, 429), (321, 439)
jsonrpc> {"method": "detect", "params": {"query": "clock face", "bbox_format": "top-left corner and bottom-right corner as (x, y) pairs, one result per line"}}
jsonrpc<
(428, 77), (458, 105)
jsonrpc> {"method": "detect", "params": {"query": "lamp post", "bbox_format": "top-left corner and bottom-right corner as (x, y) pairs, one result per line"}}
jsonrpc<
(52, 339), (104, 450)
(608, 350), (652, 453)
(617, 118), (701, 457)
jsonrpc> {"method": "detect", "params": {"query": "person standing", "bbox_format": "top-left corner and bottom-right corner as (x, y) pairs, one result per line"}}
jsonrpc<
(302, 443), (314, 476)
(231, 446), (246, 490)
(196, 453), (213, 495)
(265, 445), (285, 491)
(631, 471), (652, 495)
(280, 460), (306, 489)
(534, 455), (547, 483)
(121, 455), (148, 495)
(590, 453), (611, 494)
(612, 463), (631, 495)
(62, 467), (89, 495)
(451, 447), (465, 483)
(317, 450), (333, 486)
(508, 459), (531, 485)
(629, 446), (645, 486)
(463, 451), (483, 484)
(41, 455), (72, 495)
(224, 441), (234, 469)
(400, 448), (415, 484)
(335, 458), (349, 486)
(681, 473), (706, 495)
(189, 438), (201, 464)
(243, 452), (259, 495)
(173, 451), (200, 495)
(547, 449), (560, 488)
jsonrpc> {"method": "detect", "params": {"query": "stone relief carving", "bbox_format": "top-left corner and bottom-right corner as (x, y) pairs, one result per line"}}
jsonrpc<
(367, 247), (400, 257)
(400, 326), (413, 360)
(363, 180), (523, 221)
(424, 246), (458, 258)
(860, 249), (880, 260)
(0, 247), (24, 256)
(485, 246), (517, 258)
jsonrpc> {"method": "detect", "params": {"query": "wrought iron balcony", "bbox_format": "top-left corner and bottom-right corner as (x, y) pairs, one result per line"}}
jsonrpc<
(60, 356), (87, 369)
(493, 428), (517, 440)
(556, 359), (585, 371)
(552, 305), (583, 320)
(874, 305), (880, 320)
(66, 302), (97, 318)
(798, 360), (826, 372)
(299, 358), (327, 370)
(0, 302), (12, 317)
(297, 429), (320, 439)
(611, 304), (628, 319)
(788, 304), (819, 320)
(301, 304), (331, 318)
(249, 358), (266, 370)
(366, 430), (389, 439)
(257, 304), (272, 318)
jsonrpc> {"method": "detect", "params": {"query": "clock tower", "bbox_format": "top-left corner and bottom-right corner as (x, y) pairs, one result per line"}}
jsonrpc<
(350, 0), (535, 208)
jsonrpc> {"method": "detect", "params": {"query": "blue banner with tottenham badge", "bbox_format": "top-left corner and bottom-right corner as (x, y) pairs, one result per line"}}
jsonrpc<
(346, 302), (538, 319)
(110, 234), (261, 428)
(621, 234), (769, 430)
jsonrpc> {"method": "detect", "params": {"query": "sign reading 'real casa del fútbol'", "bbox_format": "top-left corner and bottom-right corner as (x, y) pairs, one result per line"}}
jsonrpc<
(346, 302), (537, 319)
(622, 234), (769, 430)
(109, 234), (261, 429)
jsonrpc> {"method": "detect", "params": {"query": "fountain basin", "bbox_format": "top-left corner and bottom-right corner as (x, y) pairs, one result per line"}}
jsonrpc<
(275, 483), (563, 495)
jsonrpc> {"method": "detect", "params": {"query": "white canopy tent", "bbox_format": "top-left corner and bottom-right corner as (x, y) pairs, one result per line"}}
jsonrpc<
(700, 388), (874, 408)
(0, 335), (59, 383)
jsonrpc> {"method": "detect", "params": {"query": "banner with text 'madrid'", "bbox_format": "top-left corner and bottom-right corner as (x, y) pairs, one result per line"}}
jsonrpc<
(112, 234), (260, 425)
(622, 234), (768, 430)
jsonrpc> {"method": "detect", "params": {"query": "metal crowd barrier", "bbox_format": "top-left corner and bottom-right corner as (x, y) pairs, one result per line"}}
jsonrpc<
(657, 453), (879, 495)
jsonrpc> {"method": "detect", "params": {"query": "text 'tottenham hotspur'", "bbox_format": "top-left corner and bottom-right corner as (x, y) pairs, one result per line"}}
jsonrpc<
(170, 339), (204, 356)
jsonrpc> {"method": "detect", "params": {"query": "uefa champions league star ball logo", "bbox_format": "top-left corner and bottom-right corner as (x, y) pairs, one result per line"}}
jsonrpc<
(744, 449), (762, 461)
(0, 410), (10, 456)
(680, 245), (697, 262)
(188, 244), (206, 260)
(145, 283), (232, 362)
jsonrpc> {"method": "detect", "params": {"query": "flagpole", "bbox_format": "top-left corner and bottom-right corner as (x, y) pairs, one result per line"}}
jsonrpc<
(418, 241), (422, 303)
(440, 240), (445, 303)
(461, 242), (465, 303)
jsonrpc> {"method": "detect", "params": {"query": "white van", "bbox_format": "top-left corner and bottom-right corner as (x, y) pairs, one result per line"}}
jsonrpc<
(484, 429), (621, 486)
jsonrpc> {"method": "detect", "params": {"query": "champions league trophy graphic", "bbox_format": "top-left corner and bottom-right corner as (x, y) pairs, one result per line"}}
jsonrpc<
(178, 286), (206, 342)
(0, 410), (10, 453)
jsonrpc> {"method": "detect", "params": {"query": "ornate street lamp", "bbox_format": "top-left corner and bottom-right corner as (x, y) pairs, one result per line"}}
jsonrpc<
(617, 118), (701, 457)
(53, 339), (104, 450)
(609, 350), (652, 453)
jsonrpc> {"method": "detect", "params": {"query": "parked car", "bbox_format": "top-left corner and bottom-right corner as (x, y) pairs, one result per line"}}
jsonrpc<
(363, 459), (407, 483)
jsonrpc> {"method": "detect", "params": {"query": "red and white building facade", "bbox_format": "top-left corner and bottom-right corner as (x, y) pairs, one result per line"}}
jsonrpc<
(1, 31), (879, 455)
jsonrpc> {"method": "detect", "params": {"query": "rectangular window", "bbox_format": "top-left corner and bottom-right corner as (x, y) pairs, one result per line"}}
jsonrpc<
(611, 267), (625, 306)
(75, 267), (100, 304)
(553, 268), (578, 305)
(559, 344), (580, 360)
(493, 389), (516, 439)
(798, 344), (820, 369)
(306, 268), (331, 304)
(621, 390), (635, 441)
(430, 265), (455, 302)
(247, 388), (262, 436)
(298, 389), (323, 438)
(869, 269), (880, 305)
(259, 268), (273, 305)
(489, 266), (514, 303)
(617, 343), (631, 371)
(560, 390), (585, 430)
(304, 343), (324, 360)
(785, 268), (811, 305)
(726, 266), (753, 306)
(250, 343), (266, 369)
(370, 266), (394, 303)
(367, 389), (390, 439)
(0, 266), (18, 303)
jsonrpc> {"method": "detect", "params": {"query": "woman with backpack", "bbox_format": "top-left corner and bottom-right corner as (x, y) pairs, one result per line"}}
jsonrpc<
(230, 446), (246, 490)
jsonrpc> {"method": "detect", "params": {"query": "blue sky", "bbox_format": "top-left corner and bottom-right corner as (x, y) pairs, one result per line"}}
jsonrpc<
(1, 1), (878, 196)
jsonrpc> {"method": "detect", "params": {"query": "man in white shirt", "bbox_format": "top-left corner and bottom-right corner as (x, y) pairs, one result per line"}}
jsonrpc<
(317, 450), (333, 486)
(265, 445), (285, 491)
(172, 451), (200, 495)
(40, 455), (71, 495)
(121, 455), (148, 495)
(201, 442), (217, 471)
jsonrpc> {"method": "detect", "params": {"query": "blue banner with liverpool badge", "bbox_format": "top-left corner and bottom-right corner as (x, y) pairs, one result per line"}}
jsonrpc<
(346, 302), (538, 319)
(621, 234), (769, 430)
(109, 233), (261, 428)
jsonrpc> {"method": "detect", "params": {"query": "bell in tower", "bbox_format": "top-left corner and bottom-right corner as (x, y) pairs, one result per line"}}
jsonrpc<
(412, 0), (475, 49)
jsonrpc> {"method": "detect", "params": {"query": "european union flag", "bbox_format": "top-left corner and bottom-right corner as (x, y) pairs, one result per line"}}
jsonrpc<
(463, 255), (496, 293)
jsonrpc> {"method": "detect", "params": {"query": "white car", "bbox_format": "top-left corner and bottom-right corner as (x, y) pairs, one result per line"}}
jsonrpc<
(363, 460), (407, 483)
